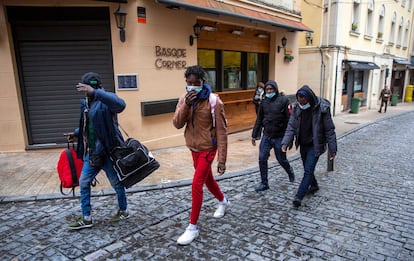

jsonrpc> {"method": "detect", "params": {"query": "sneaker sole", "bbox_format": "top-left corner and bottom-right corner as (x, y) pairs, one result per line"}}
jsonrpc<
(213, 201), (230, 218)
(177, 231), (199, 245)
(68, 223), (93, 230)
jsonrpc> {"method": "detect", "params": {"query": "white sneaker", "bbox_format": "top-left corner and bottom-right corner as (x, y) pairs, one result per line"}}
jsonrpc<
(177, 226), (199, 245)
(213, 199), (230, 218)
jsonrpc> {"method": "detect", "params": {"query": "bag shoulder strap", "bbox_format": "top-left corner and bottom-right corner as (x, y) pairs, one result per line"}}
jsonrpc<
(209, 93), (217, 128)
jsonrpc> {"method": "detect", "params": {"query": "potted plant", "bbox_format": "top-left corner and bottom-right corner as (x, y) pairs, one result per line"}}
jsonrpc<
(284, 55), (294, 62)
(377, 32), (383, 38)
(351, 23), (358, 31)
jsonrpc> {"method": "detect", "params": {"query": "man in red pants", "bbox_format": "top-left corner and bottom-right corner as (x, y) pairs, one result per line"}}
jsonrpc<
(173, 65), (230, 245)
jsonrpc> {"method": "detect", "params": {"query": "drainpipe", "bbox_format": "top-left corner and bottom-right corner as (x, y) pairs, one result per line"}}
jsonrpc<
(323, 49), (331, 100)
(332, 47), (339, 116)
(319, 48), (326, 97)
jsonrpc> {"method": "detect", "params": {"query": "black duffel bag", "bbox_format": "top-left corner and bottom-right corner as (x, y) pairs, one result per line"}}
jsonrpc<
(110, 138), (160, 188)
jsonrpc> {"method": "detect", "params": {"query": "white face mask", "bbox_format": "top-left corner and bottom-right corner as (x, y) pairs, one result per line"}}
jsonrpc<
(298, 103), (311, 110)
(186, 86), (203, 93)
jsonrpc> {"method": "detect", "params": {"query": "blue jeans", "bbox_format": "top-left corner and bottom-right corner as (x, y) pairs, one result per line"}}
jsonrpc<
(79, 153), (127, 217)
(296, 145), (320, 199)
(258, 134), (292, 185)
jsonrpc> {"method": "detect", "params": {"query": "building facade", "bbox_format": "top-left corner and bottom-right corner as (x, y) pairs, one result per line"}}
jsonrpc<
(0, 0), (311, 152)
(299, 0), (414, 115)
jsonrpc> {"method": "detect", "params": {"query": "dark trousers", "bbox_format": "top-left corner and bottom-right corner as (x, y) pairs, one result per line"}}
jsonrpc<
(379, 99), (389, 112)
(296, 145), (320, 199)
(258, 134), (292, 185)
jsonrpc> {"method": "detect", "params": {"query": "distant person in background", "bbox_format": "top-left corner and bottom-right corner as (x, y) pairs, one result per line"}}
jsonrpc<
(282, 85), (337, 208)
(253, 82), (265, 115)
(378, 85), (392, 113)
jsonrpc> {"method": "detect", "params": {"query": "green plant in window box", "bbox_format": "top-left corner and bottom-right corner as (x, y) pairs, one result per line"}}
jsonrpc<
(284, 55), (294, 62)
(377, 32), (383, 38)
(351, 23), (358, 31)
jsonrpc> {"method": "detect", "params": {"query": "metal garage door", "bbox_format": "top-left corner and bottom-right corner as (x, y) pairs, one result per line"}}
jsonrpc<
(7, 6), (115, 148)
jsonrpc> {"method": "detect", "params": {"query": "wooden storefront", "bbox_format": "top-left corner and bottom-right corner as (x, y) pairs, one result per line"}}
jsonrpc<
(197, 20), (270, 133)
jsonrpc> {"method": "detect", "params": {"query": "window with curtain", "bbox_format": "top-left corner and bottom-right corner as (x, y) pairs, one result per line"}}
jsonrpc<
(378, 5), (385, 39)
(389, 12), (397, 45)
(365, 0), (374, 36)
(397, 17), (403, 47)
(352, 0), (361, 32)
(403, 20), (410, 48)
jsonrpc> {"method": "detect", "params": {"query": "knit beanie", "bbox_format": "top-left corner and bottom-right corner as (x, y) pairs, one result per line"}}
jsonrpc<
(80, 72), (102, 88)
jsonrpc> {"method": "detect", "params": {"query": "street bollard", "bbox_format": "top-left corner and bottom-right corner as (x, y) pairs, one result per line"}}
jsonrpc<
(327, 153), (334, 171)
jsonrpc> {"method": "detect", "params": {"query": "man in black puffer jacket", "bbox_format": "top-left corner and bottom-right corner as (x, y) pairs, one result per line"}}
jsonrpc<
(281, 85), (337, 207)
(251, 80), (295, 192)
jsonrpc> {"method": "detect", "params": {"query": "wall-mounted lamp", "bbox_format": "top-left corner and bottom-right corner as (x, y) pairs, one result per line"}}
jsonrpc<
(189, 23), (201, 46)
(114, 4), (127, 42)
(201, 25), (217, 32)
(256, 33), (269, 39)
(305, 32), (313, 45)
(231, 29), (245, 35)
(277, 36), (287, 53)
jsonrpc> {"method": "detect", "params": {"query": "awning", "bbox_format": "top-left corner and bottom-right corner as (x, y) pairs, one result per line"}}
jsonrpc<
(346, 61), (380, 70)
(393, 58), (411, 65)
(156, 0), (313, 32)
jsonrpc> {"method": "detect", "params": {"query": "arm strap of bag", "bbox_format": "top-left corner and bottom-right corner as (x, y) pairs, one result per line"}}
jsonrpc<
(209, 93), (217, 128)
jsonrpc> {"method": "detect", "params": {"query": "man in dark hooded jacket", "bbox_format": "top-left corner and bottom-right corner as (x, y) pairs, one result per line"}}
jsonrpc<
(281, 85), (337, 207)
(65, 72), (129, 229)
(251, 80), (295, 192)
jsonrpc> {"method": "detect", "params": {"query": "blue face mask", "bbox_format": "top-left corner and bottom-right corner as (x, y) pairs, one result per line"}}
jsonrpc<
(186, 86), (203, 94)
(298, 103), (311, 110)
(265, 92), (275, 99)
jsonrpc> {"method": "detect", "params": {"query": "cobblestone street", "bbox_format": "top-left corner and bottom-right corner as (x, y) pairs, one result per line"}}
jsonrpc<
(1, 111), (413, 260)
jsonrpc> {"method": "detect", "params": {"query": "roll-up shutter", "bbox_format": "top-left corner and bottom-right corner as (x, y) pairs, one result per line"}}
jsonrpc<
(8, 7), (115, 148)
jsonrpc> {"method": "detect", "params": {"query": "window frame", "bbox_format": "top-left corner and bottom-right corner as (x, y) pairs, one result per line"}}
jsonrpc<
(197, 49), (269, 92)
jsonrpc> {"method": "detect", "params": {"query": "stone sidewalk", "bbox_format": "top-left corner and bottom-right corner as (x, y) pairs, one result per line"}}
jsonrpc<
(0, 102), (413, 201)
(0, 110), (413, 260)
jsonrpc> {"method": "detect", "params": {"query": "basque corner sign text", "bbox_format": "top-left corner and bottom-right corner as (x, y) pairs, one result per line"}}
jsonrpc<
(155, 45), (187, 70)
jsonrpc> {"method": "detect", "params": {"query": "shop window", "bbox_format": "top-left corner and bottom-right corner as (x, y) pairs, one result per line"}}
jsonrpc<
(198, 49), (268, 92)
(353, 71), (364, 92)
(223, 51), (241, 89)
(198, 49), (217, 91)
(342, 72), (348, 95)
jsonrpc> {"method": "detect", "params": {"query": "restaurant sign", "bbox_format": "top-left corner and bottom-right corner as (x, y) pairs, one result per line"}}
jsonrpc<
(155, 45), (187, 69)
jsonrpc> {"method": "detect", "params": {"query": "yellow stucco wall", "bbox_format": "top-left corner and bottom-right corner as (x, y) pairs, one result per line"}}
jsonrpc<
(0, 0), (301, 152)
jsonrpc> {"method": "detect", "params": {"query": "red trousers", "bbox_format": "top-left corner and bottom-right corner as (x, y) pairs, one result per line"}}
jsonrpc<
(190, 149), (224, 225)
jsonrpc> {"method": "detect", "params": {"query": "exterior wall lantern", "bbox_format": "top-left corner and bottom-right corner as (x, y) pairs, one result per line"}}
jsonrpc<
(114, 5), (127, 42)
(305, 32), (313, 45)
(277, 36), (287, 53)
(189, 23), (201, 46)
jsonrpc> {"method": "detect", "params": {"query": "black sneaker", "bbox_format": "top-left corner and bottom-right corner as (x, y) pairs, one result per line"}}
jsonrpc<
(255, 183), (269, 192)
(288, 168), (295, 182)
(307, 185), (319, 194)
(293, 197), (302, 207)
